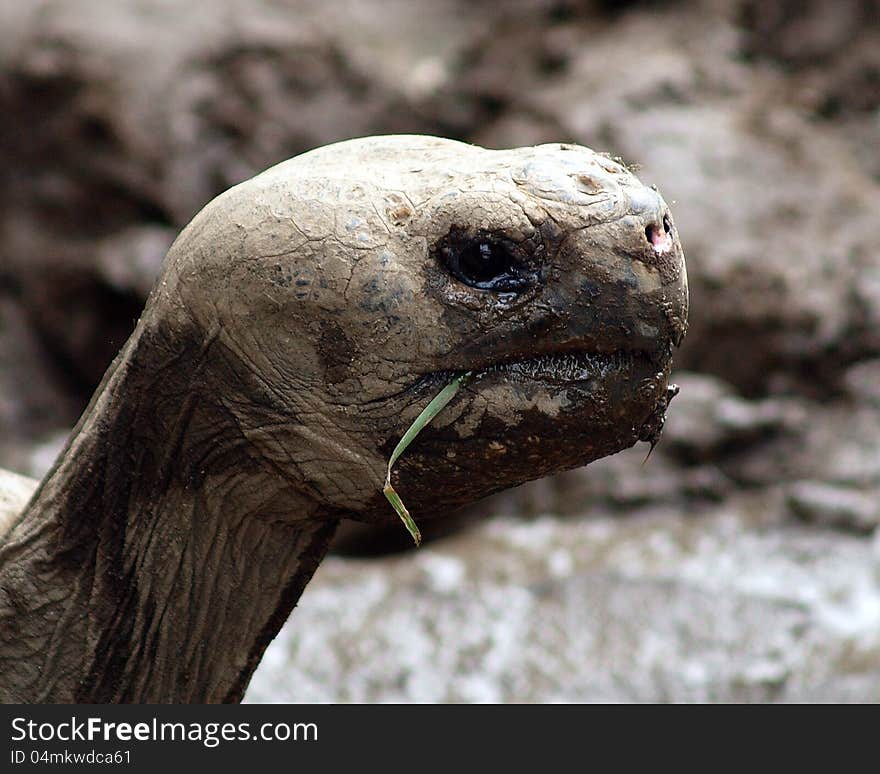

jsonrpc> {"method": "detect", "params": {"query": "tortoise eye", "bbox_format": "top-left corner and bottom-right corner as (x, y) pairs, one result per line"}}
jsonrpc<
(439, 234), (535, 292)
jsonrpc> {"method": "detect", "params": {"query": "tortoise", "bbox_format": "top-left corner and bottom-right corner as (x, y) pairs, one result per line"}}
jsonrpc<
(0, 135), (687, 702)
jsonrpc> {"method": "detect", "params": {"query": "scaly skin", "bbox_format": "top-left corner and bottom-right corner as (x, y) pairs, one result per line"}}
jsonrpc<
(0, 136), (687, 702)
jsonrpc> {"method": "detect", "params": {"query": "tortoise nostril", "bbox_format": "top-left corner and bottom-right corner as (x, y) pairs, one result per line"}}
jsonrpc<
(645, 221), (672, 254)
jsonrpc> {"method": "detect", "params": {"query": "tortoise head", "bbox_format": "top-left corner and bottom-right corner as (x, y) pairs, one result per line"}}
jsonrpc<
(154, 135), (687, 522)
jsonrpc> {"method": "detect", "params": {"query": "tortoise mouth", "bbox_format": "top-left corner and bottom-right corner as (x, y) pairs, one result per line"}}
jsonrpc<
(473, 348), (639, 386)
(400, 343), (671, 417)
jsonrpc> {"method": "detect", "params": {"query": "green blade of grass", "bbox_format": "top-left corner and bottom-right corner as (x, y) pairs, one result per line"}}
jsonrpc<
(383, 482), (422, 546)
(383, 370), (473, 546)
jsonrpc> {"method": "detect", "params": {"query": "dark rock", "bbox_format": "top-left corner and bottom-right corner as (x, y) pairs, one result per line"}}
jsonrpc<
(0, 292), (80, 472)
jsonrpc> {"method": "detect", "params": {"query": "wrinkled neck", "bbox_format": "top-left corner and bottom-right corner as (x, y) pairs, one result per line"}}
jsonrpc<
(0, 317), (338, 702)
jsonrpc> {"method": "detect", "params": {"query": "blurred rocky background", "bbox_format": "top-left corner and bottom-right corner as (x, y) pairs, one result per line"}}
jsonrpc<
(2, 0), (879, 701)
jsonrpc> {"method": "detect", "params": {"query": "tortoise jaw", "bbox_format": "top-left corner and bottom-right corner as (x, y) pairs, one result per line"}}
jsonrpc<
(462, 342), (676, 450)
(365, 344), (673, 526)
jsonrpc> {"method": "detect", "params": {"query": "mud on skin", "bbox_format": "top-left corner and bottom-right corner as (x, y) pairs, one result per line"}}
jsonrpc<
(0, 135), (687, 703)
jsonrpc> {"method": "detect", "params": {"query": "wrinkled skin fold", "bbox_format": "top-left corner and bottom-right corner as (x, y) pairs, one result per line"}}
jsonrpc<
(0, 136), (687, 702)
